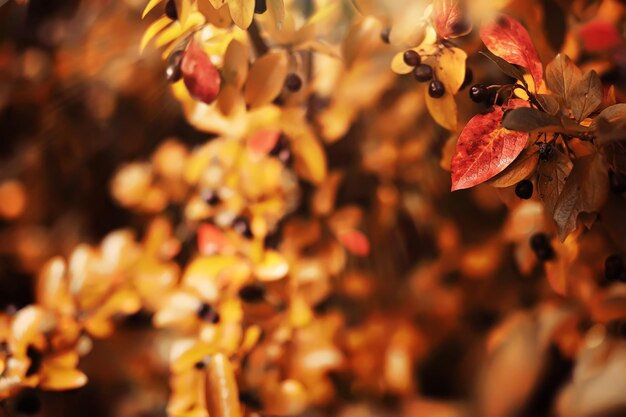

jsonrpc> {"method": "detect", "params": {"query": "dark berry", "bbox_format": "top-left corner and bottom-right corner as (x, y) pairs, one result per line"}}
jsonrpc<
(14, 389), (41, 415)
(264, 231), (281, 249)
(239, 391), (263, 410)
(451, 19), (470, 35)
(469, 84), (488, 103)
(428, 79), (445, 98)
(165, 50), (184, 83)
(530, 233), (555, 262)
(413, 64), (433, 82)
(25, 346), (42, 376)
(201, 189), (220, 206)
(403, 50), (421, 67)
(515, 180), (533, 199)
(609, 170), (626, 193)
(460, 67), (473, 90)
(605, 254), (625, 282)
(197, 303), (220, 323)
(232, 216), (253, 239)
(269, 135), (291, 164)
(538, 142), (554, 162)
(194, 360), (207, 370)
(165, 0), (178, 20)
(285, 73), (302, 92)
(254, 0), (267, 14)
(380, 27), (391, 44)
(238, 283), (266, 303)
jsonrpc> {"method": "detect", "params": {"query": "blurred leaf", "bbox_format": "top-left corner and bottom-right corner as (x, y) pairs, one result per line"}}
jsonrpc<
(425, 90), (457, 131)
(140, 16), (171, 52)
(244, 51), (288, 108)
(438, 47), (467, 95)
(479, 51), (527, 85)
(536, 94), (560, 115)
(228, 0), (255, 29)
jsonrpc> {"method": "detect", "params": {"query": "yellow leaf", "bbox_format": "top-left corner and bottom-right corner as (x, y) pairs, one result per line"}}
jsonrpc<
(208, 0), (228, 9)
(228, 0), (255, 29)
(425, 89), (457, 131)
(436, 47), (467, 95)
(140, 16), (172, 52)
(244, 51), (288, 108)
(254, 250), (289, 281)
(222, 39), (249, 89)
(142, 0), (164, 18)
(391, 49), (418, 75)
(267, 0), (285, 29)
(289, 124), (327, 184)
(40, 369), (88, 391)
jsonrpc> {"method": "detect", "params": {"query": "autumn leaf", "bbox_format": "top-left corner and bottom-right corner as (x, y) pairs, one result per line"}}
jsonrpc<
(479, 51), (527, 85)
(545, 54), (581, 108)
(244, 51), (288, 108)
(450, 102), (529, 191)
(537, 146), (572, 217)
(579, 20), (623, 53)
(182, 39), (221, 104)
(437, 47), (467, 95)
(480, 14), (543, 87)
(501, 108), (563, 132)
(536, 94), (560, 116)
(487, 147), (539, 188)
(570, 70), (602, 122)
(552, 152), (609, 239)
(228, 0), (254, 29)
(425, 90), (458, 131)
(432, 0), (471, 39)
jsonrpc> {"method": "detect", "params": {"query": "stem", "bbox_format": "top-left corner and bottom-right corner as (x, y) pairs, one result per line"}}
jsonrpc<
(248, 19), (269, 56)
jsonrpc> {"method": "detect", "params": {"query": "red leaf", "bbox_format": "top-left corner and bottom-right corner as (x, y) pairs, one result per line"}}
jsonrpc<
(432, 0), (471, 39)
(579, 20), (623, 52)
(182, 39), (221, 104)
(247, 129), (280, 157)
(337, 230), (370, 257)
(450, 100), (529, 191)
(480, 15), (543, 86)
(198, 223), (226, 255)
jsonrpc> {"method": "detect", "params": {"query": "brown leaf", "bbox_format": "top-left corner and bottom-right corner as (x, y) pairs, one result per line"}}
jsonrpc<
(502, 107), (563, 132)
(480, 15), (543, 86)
(570, 70), (602, 122)
(536, 94), (560, 116)
(487, 147), (539, 188)
(545, 54), (582, 108)
(537, 146), (572, 217)
(451, 101), (530, 191)
(479, 51), (527, 85)
(553, 152), (609, 239)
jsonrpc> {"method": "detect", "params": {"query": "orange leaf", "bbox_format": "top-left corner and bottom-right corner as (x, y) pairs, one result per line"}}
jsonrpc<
(198, 223), (226, 255)
(247, 129), (280, 158)
(337, 230), (370, 257)
(432, 0), (471, 39)
(480, 15), (543, 86)
(451, 100), (529, 191)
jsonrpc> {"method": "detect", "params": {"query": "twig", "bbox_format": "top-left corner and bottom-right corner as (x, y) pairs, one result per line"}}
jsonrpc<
(248, 19), (269, 56)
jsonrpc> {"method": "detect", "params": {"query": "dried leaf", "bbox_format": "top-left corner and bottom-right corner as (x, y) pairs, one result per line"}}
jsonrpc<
(432, 0), (471, 39)
(487, 147), (539, 188)
(536, 94), (560, 116)
(537, 147), (572, 217)
(450, 103), (529, 191)
(553, 152), (609, 239)
(545, 54), (581, 107)
(228, 0), (254, 29)
(480, 15), (543, 86)
(244, 51), (288, 108)
(570, 70), (602, 122)
(502, 107), (563, 132)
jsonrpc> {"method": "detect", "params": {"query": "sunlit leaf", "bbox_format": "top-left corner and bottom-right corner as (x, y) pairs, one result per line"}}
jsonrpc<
(222, 39), (249, 89)
(425, 90), (457, 131)
(205, 353), (242, 417)
(437, 47), (467, 95)
(450, 102), (529, 191)
(140, 16), (171, 52)
(228, 0), (254, 29)
(244, 51), (288, 108)
(480, 14), (543, 86)
(142, 0), (164, 18)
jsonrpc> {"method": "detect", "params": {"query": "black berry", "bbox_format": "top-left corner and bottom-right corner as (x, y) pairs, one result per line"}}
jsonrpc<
(460, 67), (473, 90)
(530, 233), (555, 262)
(380, 27), (391, 44)
(515, 180), (533, 199)
(201, 189), (220, 206)
(413, 64), (433, 82)
(166, 50), (184, 83)
(165, 0), (178, 20)
(609, 170), (626, 193)
(197, 303), (220, 323)
(232, 216), (253, 239)
(605, 254), (625, 282)
(538, 142), (554, 161)
(428, 79), (445, 98)
(403, 50), (421, 67)
(238, 283), (266, 303)
(469, 84), (488, 103)
(254, 0), (267, 14)
(239, 391), (263, 410)
(285, 73), (302, 92)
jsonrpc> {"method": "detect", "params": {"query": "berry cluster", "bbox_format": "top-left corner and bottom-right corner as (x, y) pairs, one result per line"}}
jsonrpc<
(402, 50), (445, 98)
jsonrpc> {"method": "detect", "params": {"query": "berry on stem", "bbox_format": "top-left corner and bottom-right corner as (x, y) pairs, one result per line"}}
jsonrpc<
(285, 73), (302, 92)
(469, 84), (488, 103)
(403, 50), (421, 67)
(515, 180), (533, 199)
(530, 233), (555, 262)
(413, 64), (433, 82)
(254, 0), (267, 14)
(165, 50), (184, 83)
(428, 80), (445, 98)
